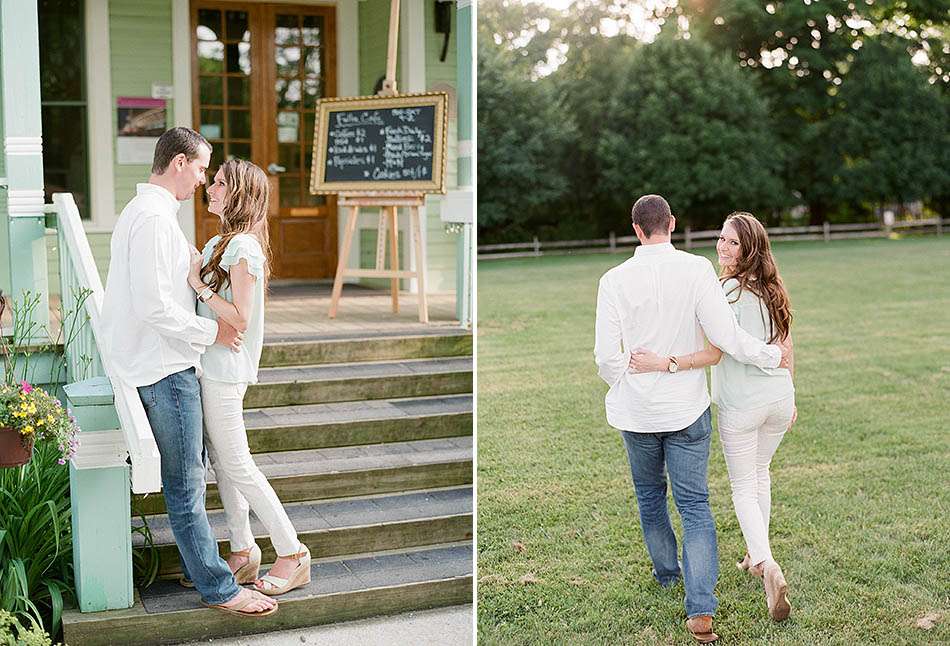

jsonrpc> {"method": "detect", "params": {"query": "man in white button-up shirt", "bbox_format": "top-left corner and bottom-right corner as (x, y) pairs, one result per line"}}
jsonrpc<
(594, 195), (789, 642)
(101, 128), (276, 616)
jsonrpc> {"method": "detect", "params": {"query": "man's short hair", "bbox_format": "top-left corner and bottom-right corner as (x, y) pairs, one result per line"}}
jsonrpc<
(631, 194), (672, 238)
(151, 127), (211, 175)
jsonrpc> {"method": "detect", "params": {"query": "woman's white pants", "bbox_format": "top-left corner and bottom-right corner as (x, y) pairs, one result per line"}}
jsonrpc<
(717, 395), (795, 566)
(200, 377), (300, 556)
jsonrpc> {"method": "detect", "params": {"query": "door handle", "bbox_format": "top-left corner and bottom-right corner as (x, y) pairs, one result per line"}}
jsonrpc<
(267, 163), (286, 174)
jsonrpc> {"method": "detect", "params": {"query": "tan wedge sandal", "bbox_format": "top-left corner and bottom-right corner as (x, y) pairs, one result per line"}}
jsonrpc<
(203, 588), (278, 617)
(180, 543), (262, 588)
(255, 544), (311, 596)
(763, 561), (791, 622)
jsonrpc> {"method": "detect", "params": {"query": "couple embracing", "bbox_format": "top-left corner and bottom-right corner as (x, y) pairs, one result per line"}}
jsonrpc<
(595, 195), (797, 643)
(101, 127), (308, 617)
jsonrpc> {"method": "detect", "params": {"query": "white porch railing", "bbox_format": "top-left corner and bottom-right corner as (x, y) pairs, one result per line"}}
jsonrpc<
(53, 192), (161, 493)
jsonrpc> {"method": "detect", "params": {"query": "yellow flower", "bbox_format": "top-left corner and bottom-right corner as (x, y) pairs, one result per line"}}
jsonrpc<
(37, 418), (44, 426)
(23, 425), (34, 435)
(28, 404), (36, 414)
(47, 415), (55, 423)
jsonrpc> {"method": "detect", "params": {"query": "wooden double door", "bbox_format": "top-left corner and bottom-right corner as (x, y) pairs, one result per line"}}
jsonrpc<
(192, 2), (337, 279)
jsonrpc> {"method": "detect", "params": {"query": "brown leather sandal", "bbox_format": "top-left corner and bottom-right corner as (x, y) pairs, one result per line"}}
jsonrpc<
(685, 615), (719, 643)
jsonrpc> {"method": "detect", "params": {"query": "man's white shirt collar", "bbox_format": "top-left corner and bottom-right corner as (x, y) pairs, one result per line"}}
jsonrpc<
(633, 242), (674, 257)
(136, 182), (182, 215)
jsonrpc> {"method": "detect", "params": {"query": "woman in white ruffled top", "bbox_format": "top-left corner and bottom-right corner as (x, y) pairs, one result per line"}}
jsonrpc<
(185, 158), (310, 597)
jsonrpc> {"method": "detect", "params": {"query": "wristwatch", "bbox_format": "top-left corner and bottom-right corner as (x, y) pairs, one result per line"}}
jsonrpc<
(667, 356), (678, 373)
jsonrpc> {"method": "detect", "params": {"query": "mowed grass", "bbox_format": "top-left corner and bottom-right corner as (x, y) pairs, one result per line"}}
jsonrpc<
(476, 236), (950, 645)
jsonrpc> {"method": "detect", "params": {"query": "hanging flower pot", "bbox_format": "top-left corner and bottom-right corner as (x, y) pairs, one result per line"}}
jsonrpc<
(0, 425), (34, 467)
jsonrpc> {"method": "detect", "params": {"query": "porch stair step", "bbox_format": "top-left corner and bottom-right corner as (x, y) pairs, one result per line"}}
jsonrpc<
(245, 357), (473, 408)
(242, 394), (472, 452)
(260, 330), (473, 367)
(135, 487), (473, 577)
(61, 543), (473, 646)
(63, 328), (473, 643)
(132, 437), (473, 516)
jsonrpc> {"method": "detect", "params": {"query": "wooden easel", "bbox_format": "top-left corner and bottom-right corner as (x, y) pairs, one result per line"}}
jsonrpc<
(326, 0), (429, 323)
(329, 192), (429, 323)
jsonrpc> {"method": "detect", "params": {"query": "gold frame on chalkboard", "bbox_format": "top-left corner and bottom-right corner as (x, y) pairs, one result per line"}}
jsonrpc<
(309, 92), (449, 195)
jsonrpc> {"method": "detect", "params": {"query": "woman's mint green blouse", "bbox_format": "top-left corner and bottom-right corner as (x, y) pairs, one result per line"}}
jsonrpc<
(711, 278), (794, 411)
(197, 233), (266, 384)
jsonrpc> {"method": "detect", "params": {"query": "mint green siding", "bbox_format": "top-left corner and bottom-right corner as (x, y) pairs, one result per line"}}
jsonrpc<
(110, 0), (175, 214)
(355, 0), (460, 294)
(422, 0), (459, 293)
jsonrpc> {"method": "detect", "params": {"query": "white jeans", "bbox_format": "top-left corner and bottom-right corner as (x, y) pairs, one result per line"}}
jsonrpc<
(717, 395), (795, 565)
(200, 377), (300, 556)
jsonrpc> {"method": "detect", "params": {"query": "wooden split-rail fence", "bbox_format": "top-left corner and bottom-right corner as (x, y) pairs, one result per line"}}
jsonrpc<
(478, 218), (947, 259)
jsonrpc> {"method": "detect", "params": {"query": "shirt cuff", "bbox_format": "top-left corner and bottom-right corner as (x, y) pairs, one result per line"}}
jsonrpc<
(200, 318), (218, 347)
(765, 344), (781, 369)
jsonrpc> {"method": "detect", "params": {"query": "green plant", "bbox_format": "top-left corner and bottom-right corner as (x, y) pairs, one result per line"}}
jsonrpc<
(0, 288), (94, 387)
(131, 500), (160, 589)
(0, 382), (79, 465)
(0, 610), (56, 646)
(0, 443), (73, 638)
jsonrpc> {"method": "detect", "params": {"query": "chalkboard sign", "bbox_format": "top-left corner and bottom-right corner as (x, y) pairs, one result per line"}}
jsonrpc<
(310, 93), (448, 195)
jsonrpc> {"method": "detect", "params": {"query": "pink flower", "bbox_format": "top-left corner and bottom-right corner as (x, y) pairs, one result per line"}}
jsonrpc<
(20, 380), (33, 394)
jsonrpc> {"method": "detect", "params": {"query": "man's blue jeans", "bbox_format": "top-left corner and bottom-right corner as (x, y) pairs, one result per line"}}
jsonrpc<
(138, 367), (240, 605)
(621, 407), (718, 618)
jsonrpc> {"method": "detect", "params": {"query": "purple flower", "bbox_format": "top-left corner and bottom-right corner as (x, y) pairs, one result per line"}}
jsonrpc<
(20, 380), (33, 394)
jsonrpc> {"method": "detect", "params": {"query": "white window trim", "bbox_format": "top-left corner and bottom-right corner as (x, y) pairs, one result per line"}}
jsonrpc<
(84, 0), (117, 234)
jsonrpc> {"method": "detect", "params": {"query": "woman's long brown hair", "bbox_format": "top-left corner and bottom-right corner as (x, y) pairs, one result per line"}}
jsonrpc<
(720, 212), (792, 343)
(200, 159), (272, 293)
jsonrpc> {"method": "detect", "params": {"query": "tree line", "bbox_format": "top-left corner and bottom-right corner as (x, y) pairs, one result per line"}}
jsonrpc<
(478, 0), (950, 243)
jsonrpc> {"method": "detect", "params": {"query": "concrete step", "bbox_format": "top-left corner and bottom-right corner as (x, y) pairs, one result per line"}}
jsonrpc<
(260, 331), (472, 367)
(133, 437), (473, 516)
(243, 394), (472, 453)
(246, 357), (473, 408)
(135, 487), (473, 578)
(62, 543), (473, 646)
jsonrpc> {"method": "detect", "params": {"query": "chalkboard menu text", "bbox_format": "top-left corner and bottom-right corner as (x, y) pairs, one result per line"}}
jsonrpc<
(310, 93), (448, 194)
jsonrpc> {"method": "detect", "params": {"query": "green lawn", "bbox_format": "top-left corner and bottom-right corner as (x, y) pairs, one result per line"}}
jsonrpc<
(476, 236), (950, 645)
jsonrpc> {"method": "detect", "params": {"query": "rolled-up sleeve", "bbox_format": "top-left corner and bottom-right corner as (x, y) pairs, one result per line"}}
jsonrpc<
(594, 275), (630, 386)
(695, 261), (780, 369)
(129, 215), (218, 346)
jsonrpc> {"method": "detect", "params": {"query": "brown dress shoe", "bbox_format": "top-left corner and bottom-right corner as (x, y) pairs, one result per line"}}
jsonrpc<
(685, 615), (719, 643)
(763, 562), (791, 622)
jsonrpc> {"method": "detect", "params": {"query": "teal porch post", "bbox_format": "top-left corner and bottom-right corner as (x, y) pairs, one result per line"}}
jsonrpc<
(65, 377), (134, 612)
(0, 0), (49, 334)
(441, 0), (474, 326)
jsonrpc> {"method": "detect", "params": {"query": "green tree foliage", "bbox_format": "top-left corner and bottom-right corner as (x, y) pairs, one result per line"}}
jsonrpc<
(830, 38), (950, 208)
(477, 0), (950, 240)
(597, 34), (788, 230)
(477, 40), (576, 241)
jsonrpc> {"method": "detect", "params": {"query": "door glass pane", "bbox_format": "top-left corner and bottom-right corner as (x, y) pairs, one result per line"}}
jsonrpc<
(226, 43), (251, 75)
(227, 76), (250, 106)
(276, 79), (301, 108)
(276, 46), (300, 77)
(199, 76), (223, 105)
(197, 9), (221, 40)
(278, 143), (300, 171)
(228, 142), (251, 161)
(303, 47), (322, 77)
(303, 112), (315, 144)
(275, 14), (300, 44)
(301, 15), (322, 46)
(225, 10), (249, 41)
(197, 41), (225, 73)
(302, 78), (321, 108)
(199, 109), (224, 140)
(279, 176), (300, 207)
(228, 110), (251, 139)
